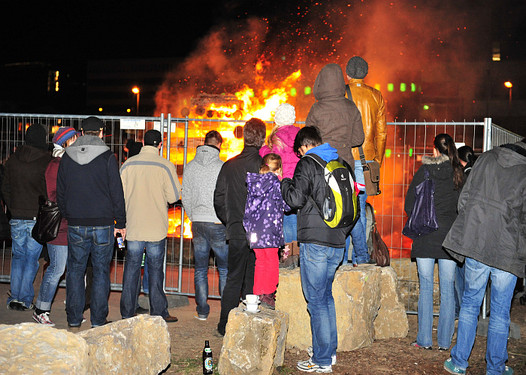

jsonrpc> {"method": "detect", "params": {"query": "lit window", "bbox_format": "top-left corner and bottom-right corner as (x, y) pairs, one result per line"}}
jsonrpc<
(400, 83), (406, 92)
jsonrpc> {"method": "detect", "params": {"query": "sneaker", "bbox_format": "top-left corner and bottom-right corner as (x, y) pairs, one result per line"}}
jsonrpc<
(297, 359), (332, 373)
(194, 313), (207, 321)
(443, 358), (466, 374)
(19, 303), (35, 311)
(411, 341), (432, 350)
(163, 315), (178, 323)
(33, 311), (55, 326)
(438, 346), (449, 351)
(307, 346), (337, 365)
(7, 300), (24, 311)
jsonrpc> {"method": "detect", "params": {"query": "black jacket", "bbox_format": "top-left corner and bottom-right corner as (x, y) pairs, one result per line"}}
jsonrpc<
(281, 149), (352, 248)
(214, 146), (262, 240)
(57, 135), (126, 229)
(404, 154), (459, 259)
(443, 142), (526, 278)
(1, 145), (52, 219)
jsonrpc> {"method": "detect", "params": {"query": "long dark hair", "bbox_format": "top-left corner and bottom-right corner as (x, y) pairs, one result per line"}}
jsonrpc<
(433, 133), (464, 190)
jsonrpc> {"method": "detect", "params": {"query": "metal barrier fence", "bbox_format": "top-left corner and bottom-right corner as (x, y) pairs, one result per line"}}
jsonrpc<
(0, 113), (522, 308)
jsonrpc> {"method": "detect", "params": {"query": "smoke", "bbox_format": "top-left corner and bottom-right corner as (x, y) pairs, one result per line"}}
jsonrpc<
(155, 0), (492, 121)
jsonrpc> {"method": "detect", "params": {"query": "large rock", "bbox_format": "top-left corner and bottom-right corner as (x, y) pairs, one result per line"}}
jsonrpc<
(374, 267), (410, 339)
(77, 314), (170, 374)
(277, 264), (408, 351)
(218, 306), (289, 375)
(0, 323), (90, 374)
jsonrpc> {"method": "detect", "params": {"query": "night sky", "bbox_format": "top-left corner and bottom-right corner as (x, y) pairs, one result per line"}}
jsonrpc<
(1, 0), (524, 64)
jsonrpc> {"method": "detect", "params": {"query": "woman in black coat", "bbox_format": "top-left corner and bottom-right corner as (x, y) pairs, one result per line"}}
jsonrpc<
(404, 133), (464, 351)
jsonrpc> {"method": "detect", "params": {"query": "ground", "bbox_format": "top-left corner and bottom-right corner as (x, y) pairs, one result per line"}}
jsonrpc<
(166, 297), (526, 375)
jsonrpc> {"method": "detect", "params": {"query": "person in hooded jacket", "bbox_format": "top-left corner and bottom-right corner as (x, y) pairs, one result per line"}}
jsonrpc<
(282, 126), (354, 373)
(2, 124), (52, 311)
(260, 103), (300, 251)
(306, 63), (365, 167)
(404, 133), (464, 351)
(33, 127), (78, 326)
(182, 130), (228, 321)
(57, 116), (126, 328)
(442, 139), (526, 375)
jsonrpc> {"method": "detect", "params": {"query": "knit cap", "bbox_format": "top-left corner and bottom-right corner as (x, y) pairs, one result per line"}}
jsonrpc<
(52, 127), (79, 146)
(346, 56), (368, 79)
(25, 124), (48, 150)
(274, 103), (296, 126)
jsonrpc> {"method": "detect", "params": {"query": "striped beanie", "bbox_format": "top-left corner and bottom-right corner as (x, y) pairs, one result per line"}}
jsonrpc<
(52, 127), (78, 146)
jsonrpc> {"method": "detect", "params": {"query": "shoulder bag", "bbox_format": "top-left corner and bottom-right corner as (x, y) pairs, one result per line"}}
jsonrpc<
(402, 169), (439, 239)
(32, 195), (62, 244)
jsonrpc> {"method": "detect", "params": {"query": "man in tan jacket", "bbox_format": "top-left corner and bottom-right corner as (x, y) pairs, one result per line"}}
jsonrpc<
(345, 56), (387, 265)
(119, 129), (180, 322)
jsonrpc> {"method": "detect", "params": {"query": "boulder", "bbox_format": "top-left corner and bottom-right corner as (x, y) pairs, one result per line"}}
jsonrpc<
(77, 314), (170, 374)
(277, 264), (408, 351)
(373, 266), (410, 339)
(218, 306), (289, 375)
(0, 323), (89, 374)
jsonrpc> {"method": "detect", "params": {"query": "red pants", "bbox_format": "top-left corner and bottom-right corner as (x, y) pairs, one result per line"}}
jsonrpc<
(253, 248), (279, 295)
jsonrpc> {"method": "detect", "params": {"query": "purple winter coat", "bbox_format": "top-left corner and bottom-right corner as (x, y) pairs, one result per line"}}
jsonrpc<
(243, 172), (290, 249)
(259, 125), (300, 179)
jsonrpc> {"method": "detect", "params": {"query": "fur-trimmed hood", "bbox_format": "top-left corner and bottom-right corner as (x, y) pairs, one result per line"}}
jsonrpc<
(422, 153), (449, 165)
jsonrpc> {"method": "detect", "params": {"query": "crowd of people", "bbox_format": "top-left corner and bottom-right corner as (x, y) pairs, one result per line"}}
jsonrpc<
(1, 56), (524, 375)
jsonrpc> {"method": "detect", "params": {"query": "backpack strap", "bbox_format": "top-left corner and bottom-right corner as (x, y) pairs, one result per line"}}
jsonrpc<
(501, 143), (526, 158)
(304, 154), (328, 218)
(346, 85), (367, 167)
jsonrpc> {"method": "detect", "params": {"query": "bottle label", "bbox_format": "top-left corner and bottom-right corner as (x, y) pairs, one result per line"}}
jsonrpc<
(204, 357), (213, 370)
(117, 237), (125, 249)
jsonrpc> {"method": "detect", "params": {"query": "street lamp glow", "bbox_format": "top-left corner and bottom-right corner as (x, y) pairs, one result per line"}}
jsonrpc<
(131, 86), (140, 115)
(504, 81), (512, 88)
(132, 86), (140, 94)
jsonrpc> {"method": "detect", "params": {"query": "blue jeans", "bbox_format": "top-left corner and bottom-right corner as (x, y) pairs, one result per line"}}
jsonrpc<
(121, 239), (169, 319)
(451, 258), (517, 375)
(454, 262), (465, 318)
(36, 244), (67, 311)
(416, 257), (456, 348)
(66, 225), (114, 327)
(283, 213), (298, 243)
(191, 222), (229, 317)
(8, 219), (43, 308)
(300, 242), (344, 366)
(345, 160), (369, 264)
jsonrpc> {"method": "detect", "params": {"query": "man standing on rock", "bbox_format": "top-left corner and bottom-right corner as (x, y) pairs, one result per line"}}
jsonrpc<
(214, 118), (266, 336)
(57, 116), (126, 328)
(119, 129), (180, 323)
(182, 130), (228, 321)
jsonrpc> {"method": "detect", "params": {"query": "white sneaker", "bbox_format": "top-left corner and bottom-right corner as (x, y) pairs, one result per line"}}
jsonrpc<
(297, 359), (332, 373)
(32, 311), (55, 326)
(307, 346), (337, 365)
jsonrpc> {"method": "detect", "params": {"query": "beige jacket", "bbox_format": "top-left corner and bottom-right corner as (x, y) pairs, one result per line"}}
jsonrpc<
(120, 146), (181, 241)
(347, 79), (387, 164)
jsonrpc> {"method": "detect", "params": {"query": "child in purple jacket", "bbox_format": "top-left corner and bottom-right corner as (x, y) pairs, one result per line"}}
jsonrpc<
(243, 153), (290, 309)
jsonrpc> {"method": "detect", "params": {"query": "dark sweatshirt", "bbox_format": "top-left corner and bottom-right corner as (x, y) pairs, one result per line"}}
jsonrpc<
(56, 135), (126, 229)
(1, 145), (52, 219)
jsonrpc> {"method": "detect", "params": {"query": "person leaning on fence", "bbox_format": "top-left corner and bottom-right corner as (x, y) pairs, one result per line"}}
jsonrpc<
(345, 56), (387, 265)
(404, 133), (464, 351)
(2, 124), (52, 311)
(33, 127), (78, 326)
(281, 126), (353, 373)
(214, 118), (266, 337)
(442, 138), (526, 375)
(182, 130), (228, 321)
(56, 116), (126, 328)
(119, 129), (180, 323)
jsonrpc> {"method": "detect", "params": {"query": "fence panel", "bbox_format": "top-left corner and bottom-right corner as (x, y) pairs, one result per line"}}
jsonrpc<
(0, 114), (522, 310)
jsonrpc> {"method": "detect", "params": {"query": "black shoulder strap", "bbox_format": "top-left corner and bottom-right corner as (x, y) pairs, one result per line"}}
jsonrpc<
(304, 153), (327, 169)
(346, 84), (367, 166)
(345, 84), (353, 102)
(501, 143), (526, 158)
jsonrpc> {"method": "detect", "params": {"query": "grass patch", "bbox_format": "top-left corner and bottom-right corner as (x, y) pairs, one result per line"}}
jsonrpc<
(170, 356), (219, 374)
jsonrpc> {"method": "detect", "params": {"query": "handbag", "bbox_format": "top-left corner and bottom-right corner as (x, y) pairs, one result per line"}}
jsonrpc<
(369, 203), (390, 266)
(32, 195), (62, 244)
(402, 169), (439, 239)
(359, 146), (381, 196)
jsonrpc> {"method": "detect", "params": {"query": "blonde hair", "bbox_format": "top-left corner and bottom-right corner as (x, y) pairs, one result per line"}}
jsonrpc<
(260, 153), (282, 174)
